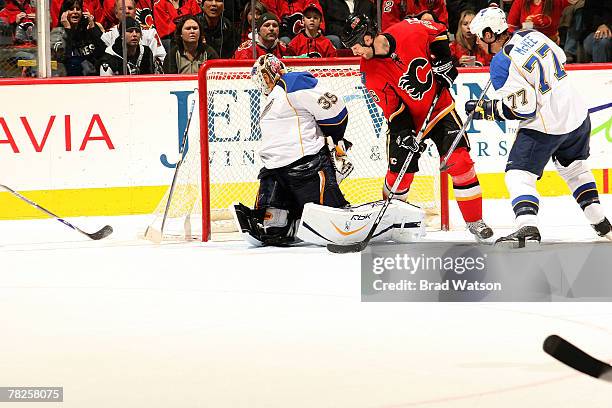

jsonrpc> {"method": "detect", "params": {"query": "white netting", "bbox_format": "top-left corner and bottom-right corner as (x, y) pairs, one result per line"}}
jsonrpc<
(147, 60), (443, 241)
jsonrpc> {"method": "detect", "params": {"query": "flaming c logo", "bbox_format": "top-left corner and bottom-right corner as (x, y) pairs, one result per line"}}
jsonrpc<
(398, 57), (433, 101)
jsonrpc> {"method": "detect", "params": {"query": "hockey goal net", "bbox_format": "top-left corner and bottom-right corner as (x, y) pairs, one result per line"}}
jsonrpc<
(148, 58), (449, 242)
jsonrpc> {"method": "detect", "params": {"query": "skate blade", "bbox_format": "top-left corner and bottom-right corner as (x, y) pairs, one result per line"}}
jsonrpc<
(474, 235), (495, 244)
(494, 238), (540, 249)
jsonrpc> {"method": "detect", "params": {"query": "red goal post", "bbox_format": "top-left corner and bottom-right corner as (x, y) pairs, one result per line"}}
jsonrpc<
(197, 58), (449, 242)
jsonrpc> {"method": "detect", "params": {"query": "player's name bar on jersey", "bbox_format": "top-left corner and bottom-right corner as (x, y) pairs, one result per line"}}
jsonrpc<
(360, 242), (612, 302)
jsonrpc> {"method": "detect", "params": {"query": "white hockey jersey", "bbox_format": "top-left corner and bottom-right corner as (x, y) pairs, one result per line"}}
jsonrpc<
(490, 29), (588, 135)
(101, 26), (166, 63)
(258, 71), (349, 169)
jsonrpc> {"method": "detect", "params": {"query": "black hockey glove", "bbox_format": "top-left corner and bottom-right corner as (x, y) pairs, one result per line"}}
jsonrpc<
(465, 99), (504, 121)
(327, 138), (354, 184)
(396, 128), (426, 153)
(431, 59), (457, 89)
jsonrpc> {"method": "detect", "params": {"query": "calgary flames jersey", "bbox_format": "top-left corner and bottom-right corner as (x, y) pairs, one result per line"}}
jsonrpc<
(360, 18), (454, 136)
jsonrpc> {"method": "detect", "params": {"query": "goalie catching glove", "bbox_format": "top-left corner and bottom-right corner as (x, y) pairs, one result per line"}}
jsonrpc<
(327, 137), (354, 183)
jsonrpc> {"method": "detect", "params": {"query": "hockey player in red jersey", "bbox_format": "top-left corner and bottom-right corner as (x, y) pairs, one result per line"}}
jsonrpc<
(342, 14), (493, 240)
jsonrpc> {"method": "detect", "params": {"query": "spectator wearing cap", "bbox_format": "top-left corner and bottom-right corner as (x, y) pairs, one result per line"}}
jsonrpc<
(261, 0), (326, 44)
(198, 0), (239, 59)
(288, 2), (336, 57)
(233, 11), (295, 58)
(381, 0), (448, 31)
(96, 16), (154, 75)
(101, 0), (166, 73)
(239, 0), (267, 43)
(319, 0), (375, 49)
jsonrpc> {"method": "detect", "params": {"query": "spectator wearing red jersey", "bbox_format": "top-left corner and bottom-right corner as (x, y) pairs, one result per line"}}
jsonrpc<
(261, 0), (326, 43)
(507, 0), (579, 44)
(0, 0), (36, 43)
(99, 0), (155, 30)
(450, 9), (491, 67)
(288, 2), (336, 57)
(234, 11), (295, 58)
(239, 1), (267, 43)
(154, 0), (201, 51)
(381, 0), (448, 31)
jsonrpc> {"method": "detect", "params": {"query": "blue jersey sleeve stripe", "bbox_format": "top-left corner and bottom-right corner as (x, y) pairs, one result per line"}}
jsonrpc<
(317, 108), (348, 126)
(490, 51), (512, 91)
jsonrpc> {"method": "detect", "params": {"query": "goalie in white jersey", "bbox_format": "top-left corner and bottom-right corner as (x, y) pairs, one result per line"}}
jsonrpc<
(232, 54), (353, 246)
(466, 7), (612, 246)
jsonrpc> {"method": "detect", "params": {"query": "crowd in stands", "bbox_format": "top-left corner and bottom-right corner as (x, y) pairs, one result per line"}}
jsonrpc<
(0, 0), (610, 77)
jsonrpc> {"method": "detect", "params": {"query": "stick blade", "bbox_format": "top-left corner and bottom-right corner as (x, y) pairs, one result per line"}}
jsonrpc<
(543, 335), (610, 380)
(326, 241), (368, 254)
(86, 225), (113, 240)
(144, 226), (163, 244)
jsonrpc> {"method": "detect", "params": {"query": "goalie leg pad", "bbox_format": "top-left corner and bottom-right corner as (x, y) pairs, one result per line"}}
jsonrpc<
(297, 200), (426, 246)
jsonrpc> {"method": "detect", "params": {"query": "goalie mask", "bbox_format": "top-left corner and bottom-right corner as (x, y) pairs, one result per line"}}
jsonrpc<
(340, 13), (377, 48)
(251, 54), (287, 96)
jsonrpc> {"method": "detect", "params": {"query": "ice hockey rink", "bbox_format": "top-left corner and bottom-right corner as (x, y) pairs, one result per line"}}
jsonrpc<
(1, 195), (611, 407)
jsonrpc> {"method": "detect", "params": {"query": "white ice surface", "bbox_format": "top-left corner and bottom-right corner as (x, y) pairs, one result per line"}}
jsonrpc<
(1, 196), (611, 407)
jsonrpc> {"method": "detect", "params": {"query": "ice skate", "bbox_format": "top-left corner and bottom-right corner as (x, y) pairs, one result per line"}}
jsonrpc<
(495, 226), (541, 248)
(592, 217), (612, 241)
(466, 220), (493, 242)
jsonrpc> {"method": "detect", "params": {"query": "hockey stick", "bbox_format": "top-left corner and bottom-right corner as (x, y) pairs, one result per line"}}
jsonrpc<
(145, 93), (197, 243)
(327, 88), (442, 254)
(0, 184), (113, 240)
(439, 79), (492, 172)
(543, 334), (612, 382)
